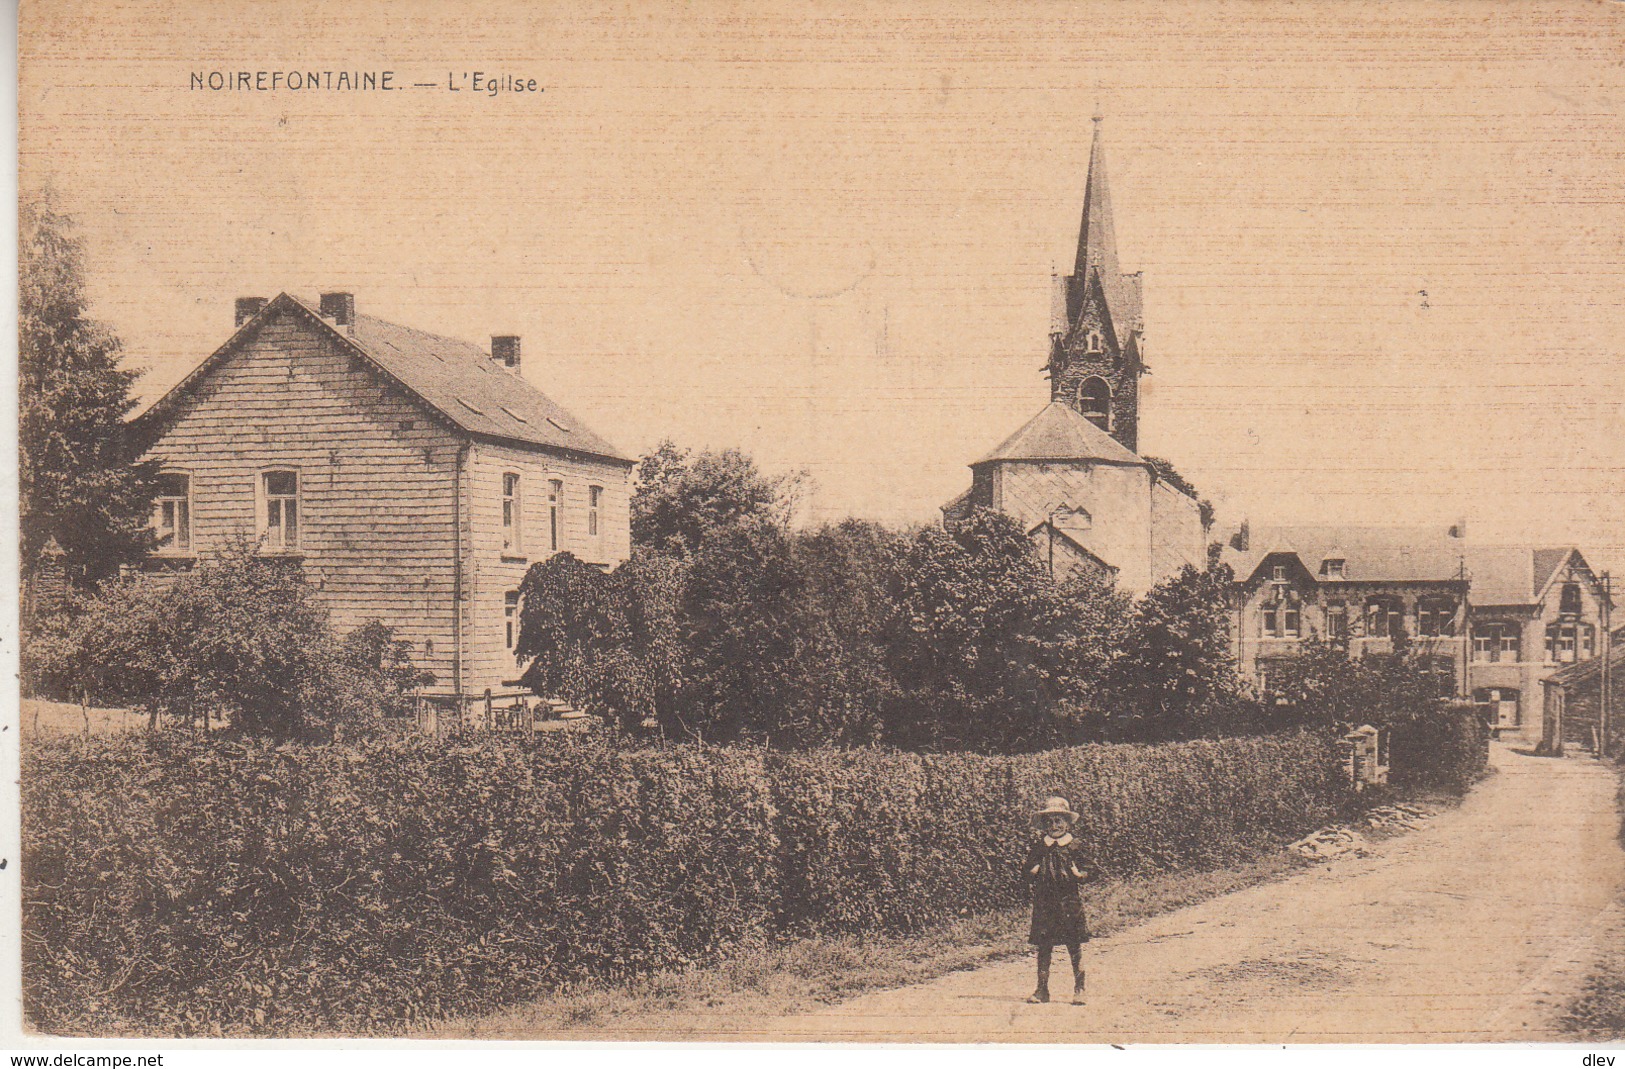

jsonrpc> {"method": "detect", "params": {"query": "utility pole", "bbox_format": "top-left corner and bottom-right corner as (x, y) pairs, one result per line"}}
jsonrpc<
(1602, 571), (1613, 757)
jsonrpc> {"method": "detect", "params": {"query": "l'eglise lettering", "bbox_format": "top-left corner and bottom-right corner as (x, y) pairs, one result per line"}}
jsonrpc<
(190, 71), (397, 91)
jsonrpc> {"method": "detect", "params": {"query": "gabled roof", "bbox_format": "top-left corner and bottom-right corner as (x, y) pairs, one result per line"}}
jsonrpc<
(1028, 520), (1118, 575)
(1463, 546), (1597, 607)
(974, 401), (1144, 467)
(135, 293), (633, 465)
(1222, 525), (1467, 585)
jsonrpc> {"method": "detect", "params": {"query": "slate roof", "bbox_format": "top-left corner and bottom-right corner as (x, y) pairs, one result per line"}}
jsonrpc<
(136, 293), (632, 465)
(974, 402), (1145, 467)
(1222, 525), (1468, 585)
(1460, 546), (1578, 607)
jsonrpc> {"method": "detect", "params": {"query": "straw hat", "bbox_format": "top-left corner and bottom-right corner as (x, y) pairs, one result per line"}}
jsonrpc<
(1032, 796), (1079, 826)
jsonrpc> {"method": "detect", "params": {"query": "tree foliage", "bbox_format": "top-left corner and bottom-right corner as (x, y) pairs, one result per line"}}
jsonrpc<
(20, 189), (163, 588)
(23, 542), (432, 740)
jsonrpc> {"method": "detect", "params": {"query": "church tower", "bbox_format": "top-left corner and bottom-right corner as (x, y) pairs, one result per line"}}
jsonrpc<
(1048, 115), (1145, 453)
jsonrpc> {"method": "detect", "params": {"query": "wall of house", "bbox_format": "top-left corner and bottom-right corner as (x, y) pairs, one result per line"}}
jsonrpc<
(1149, 480), (1206, 586)
(463, 440), (633, 695)
(140, 308), (464, 690)
(1234, 577), (1470, 697)
(990, 459), (1154, 594)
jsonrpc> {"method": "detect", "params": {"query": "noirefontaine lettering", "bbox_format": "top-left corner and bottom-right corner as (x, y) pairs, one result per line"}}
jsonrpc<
(190, 71), (397, 91)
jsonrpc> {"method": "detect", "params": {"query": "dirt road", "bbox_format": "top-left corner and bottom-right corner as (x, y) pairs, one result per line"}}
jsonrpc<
(756, 744), (1624, 1043)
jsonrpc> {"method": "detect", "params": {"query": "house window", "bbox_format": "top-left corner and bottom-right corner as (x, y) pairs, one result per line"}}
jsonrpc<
(588, 485), (602, 540)
(1560, 581), (1583, 616)
(1473, 623), (1521, 663)
(1326, 603), (1347, 639)
(1079, 377), (1111, 431)
(1546, 622), (1594, 664)
(505, 590), (519, 651)
(1322, 558), (1346, 580)
(1262, 596), (1301, 639)
(1417, 598), (1457, 638)
(502, 473), (523, 554)
(1365, 596), (1403, 640)
(261, 470), (298, 550)
(1272, 564), (1288, 583)
(548, 478), (563, 552)
(152, 472), (191, 553)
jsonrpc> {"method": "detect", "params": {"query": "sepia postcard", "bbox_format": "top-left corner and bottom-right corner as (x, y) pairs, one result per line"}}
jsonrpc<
(8, 0), (1625, 1055)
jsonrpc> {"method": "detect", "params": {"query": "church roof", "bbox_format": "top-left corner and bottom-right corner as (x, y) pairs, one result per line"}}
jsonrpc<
(974, 401), (1144, 467)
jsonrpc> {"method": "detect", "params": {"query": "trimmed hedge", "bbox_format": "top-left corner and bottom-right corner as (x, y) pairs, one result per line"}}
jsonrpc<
(23, 730), (1346, 1036)
(1389, 706), (1490, 792)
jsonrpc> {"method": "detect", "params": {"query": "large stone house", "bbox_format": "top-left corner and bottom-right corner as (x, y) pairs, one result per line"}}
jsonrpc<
(1224, 524), (1613, 744)
(943, 117), (1206, 595)
(131, 291), (634, 700)
(1222, 525), (1471, 701)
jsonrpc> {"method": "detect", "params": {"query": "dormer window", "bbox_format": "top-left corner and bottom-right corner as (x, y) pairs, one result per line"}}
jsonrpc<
(1272, 564), (1288, 583)
(1322, 558), (1346, 580)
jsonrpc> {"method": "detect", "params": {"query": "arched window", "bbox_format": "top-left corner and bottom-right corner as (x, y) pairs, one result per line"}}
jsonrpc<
(1079, 377), (1111, 431)
(1560, 581), (1583, 616)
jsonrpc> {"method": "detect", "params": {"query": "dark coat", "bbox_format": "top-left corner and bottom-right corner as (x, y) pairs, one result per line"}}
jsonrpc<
(1025, 835), (1089, 946)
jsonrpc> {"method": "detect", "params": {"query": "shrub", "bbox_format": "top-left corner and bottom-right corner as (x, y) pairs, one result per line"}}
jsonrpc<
(22, 728), (1346, 1036)
(26, 544), (430, 740)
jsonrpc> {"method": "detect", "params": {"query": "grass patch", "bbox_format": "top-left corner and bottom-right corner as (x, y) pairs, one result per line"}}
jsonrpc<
(428, 848), (1311, 1041)
(1562, 768), (1625, 1040)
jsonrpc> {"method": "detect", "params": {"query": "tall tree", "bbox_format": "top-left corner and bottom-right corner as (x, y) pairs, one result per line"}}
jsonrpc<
(19, 189), (161, 588)
(630, 440), (803, 558)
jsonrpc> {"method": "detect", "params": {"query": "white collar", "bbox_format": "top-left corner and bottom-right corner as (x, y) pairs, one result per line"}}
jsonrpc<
(1042, 832), (1074, 847)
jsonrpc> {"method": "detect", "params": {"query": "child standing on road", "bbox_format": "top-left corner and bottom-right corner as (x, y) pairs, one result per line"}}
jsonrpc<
(1024, 796), (1089, 1005)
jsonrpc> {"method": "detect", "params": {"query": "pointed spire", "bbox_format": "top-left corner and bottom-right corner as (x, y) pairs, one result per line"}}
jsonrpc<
(1074, 115), (1121, 284)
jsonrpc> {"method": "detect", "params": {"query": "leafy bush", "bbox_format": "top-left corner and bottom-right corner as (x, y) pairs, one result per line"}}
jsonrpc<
(24, 544), (431, 739)
(22, 728), (1346, 1036)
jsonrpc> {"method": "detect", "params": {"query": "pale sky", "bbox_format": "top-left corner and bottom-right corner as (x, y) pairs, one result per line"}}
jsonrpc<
(19, 0), (1625, 579)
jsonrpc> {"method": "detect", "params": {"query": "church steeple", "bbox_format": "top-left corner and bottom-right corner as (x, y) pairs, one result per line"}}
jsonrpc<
(1074, 114), (1121, 287)
(1050, 115), (1145, 454)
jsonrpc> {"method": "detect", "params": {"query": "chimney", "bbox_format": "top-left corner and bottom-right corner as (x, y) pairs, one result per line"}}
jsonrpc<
(1230, 519), (1250, 552)
(491, 335), (521, 370)
(319, 292), (356, 331)
(1448, 518), (1468, 540)
(235, 296), (268, 327)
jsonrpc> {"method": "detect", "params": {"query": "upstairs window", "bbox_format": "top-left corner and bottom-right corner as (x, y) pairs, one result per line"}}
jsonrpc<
(1322, 558), (1346, 580)
(1417, 598), (1457, 638)
(1078, 377), (1111, 431)
(502, 473), (523, 554)
(261, 470), (299, 551)
(505, 590), (519, 651)
(1546, 622), (1595, 664)
(1272, 564), (1288, 583)
(1473, 623), (1521, 663)
(1560, 581), (1583, 616)
(548, 479), (564, 553)
(588, 485), (602, 540)
(1365, 596), (1404, 640)
(152, 472), (191, 553)
(1262, 595), (1301, 639)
